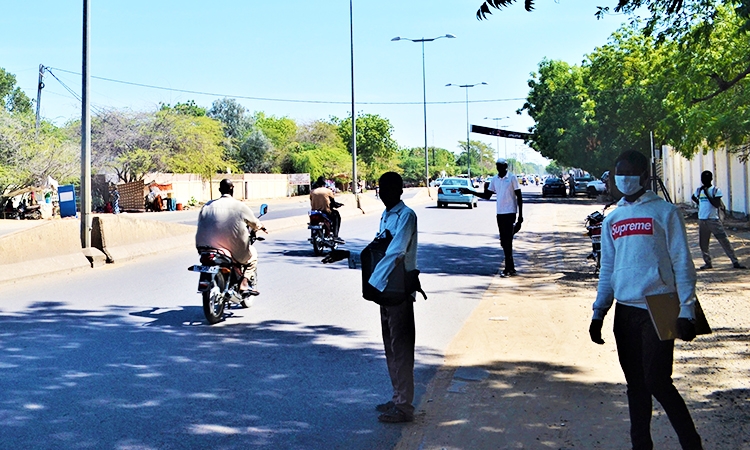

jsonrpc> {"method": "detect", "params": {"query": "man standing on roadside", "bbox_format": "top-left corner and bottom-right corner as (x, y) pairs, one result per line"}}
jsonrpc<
(691, 170), (746, 270)
(460, 158), (523, 277)
(321, 172), (419, 424)
(589, 150), (703, 450)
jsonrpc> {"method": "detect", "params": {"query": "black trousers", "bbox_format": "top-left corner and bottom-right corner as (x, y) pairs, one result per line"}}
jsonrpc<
(613, 303), (702, 450)
(496, 213), (516, 272)
(330, 209), (341, 237)
(380, 299), (415, 417)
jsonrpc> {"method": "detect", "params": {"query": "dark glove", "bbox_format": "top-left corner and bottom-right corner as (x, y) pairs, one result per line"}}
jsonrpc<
(321, 249), (350, 264)
(513, 222), (522, 234)
(676, 318), (696, 341)
(589, 319), (605, 344)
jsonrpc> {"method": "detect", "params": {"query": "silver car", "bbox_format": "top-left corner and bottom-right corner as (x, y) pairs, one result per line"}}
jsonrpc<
(437, 177), (478, 209)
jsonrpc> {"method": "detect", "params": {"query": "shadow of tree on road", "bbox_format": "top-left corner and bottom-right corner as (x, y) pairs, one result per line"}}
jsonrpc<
(0, 302), (439, 450)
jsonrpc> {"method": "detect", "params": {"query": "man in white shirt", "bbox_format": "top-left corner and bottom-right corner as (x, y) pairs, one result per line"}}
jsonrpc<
(195, 179), (267, 295)
(690, 170), (745, 270)
(321, 172), (419, 423)
(461, 158), (523, 276)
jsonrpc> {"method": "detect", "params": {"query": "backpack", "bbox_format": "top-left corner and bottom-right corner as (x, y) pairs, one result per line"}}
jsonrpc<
(360, 229), (427, 307)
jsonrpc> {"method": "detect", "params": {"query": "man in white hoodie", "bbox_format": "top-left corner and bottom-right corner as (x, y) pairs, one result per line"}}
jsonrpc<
(589, 150), (703, 450)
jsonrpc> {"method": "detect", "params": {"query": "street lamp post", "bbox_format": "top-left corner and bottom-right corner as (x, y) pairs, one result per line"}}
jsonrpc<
(447, 82), (487, 177)
(484, 116), (509, 160)
(392, 34), (455, 189)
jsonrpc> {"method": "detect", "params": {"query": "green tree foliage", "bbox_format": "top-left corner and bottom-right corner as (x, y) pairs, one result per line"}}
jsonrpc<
(160, 100), (207, 117)
(545, 161), (563, 177)
(334, 113), (399, 181)
(158, 111), (233, 180)
(238, 130), (273, 173)
(456, 140), (496, 176)
(0, 67), (32, 115)
(429, 147), (460, 179)
(0, 111), (78, 196)
(207, 98), (253, 141)
(254, 113), (298, 171)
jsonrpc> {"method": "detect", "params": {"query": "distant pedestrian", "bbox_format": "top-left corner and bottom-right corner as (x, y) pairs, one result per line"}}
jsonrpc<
(460, 157), (523, 277)
(589, 150), (703, 450)
(691, 170), (746, 270)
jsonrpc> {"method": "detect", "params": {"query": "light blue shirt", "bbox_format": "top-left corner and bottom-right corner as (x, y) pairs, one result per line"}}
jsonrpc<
(349, 200), (418, 292)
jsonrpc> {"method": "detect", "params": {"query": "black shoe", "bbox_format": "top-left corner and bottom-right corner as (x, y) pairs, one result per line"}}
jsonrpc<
(375, 401), (394, 413)
(501, 269), (517, 277)
(377, 406), (413, 423)
(733, 262), (747, 269)
(698, 264), (713, 270)
(240, 288), (260, 298)
(334, 236), (346, 244)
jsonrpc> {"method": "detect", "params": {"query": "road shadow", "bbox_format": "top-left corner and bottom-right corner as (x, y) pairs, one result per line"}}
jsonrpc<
(0, 302), (439, 449)
(399, 358), (749, 449)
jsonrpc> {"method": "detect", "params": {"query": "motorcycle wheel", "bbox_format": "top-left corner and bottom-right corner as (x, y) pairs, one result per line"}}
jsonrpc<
(202, 272), (226, 324)
(312, 229), (324, 256)
(240, 271), (256, 308)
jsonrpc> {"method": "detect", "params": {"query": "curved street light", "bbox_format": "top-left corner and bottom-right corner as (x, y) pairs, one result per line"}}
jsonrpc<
(446, 82), (488, 177)
(391, 34), (455, 190)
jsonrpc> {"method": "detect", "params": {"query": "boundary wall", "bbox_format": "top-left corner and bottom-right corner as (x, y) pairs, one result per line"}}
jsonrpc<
(145, 173), (303, 205)
(662, 146), (750, 218)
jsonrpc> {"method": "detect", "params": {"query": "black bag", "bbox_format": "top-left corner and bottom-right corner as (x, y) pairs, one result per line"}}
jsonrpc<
(360, 230), (426, 306)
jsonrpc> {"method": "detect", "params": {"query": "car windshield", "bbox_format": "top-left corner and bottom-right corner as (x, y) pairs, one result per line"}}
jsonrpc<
(441, 178), (468, 186)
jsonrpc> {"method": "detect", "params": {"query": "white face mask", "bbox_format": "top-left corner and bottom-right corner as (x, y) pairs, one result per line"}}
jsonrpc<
(615, 175), (643, 196)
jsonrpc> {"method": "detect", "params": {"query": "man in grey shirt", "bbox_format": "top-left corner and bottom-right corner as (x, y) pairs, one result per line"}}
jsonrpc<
(195, 179), (266, 294)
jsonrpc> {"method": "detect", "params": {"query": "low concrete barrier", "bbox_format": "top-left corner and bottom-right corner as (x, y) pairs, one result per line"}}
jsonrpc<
(92, 215), (195, 263)
(0, 220), (91, 285)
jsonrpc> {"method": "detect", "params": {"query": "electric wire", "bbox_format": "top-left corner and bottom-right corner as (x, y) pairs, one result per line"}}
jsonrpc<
(47, 66), (526, 106)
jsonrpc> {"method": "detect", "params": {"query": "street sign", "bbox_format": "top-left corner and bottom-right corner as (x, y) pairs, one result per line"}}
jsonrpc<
(471, 125), (531, 140)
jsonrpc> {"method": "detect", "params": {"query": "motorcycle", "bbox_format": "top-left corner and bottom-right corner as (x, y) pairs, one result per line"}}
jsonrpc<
(2, 198), (42, 220)
(188, 204), (268, 324)
(308, 201), (343, 256)
(584, 203), (614, 274)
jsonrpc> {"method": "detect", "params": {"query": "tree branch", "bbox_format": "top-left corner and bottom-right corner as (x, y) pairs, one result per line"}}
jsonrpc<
(692, 61), (750, 103)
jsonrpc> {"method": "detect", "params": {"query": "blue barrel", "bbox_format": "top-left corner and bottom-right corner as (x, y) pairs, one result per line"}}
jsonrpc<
(58, 185), (77, 218)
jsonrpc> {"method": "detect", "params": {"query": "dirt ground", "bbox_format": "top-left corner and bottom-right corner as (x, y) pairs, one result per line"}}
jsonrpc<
(395, 199), (750, 450)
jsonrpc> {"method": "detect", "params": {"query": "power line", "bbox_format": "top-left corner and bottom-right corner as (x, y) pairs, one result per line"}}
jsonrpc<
(47, 66), (526, 106)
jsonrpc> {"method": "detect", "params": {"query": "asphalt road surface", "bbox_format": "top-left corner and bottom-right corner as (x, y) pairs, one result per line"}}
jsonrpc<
(0, 188), (543, 449)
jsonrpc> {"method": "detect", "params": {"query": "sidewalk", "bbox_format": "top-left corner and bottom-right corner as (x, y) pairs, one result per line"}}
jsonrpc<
(394, 202), (750, 449)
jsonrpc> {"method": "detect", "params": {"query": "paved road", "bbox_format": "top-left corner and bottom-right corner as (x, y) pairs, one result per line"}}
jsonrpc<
(0, 188), (515, 449)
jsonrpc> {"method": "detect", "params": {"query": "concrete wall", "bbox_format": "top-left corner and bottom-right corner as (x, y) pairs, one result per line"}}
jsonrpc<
(662, 146), (750, 218)
(145, 173), (297, 205)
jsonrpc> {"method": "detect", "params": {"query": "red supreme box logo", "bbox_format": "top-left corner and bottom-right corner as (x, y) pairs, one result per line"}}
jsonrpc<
(611, 218), (654, 240)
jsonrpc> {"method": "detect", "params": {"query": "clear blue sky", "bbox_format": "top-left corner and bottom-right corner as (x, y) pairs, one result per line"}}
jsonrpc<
(1, 1), (628, 166)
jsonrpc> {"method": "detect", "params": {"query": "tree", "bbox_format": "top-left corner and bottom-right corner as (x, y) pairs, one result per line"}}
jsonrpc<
(334, 113), (399, 181)
(207, 98), (253, 142)
(158, 111), (233, 180)
(457, 140), (501, 176)
(0, 68), (32, 115)
(160, 100), (207, 117)
(238, 130), (273, 173)
(254, 113), (298, 171)
(428, 147), (460, 179)
(0, 111), (78, 196)
(545, 161), (563, 177)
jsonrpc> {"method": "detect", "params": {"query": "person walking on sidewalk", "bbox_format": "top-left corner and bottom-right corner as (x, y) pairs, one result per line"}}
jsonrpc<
(460, 157), (523, 277)
(589, 150), (703, 450)
(690, 170), (746, 270)
(321, 172), (419, 423)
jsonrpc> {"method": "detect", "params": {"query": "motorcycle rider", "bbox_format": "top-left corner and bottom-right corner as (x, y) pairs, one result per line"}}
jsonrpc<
(195, 179), (266, 296)
(310, 176), (344, 243)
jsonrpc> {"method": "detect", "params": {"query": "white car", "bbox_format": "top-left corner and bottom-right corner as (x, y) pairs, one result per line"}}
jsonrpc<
(586, 171), (609, 198)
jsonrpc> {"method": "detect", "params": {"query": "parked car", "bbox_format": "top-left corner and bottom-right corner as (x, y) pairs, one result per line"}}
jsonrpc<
(586, 171), (610, 198)
(437, 177), (478, 208)
(572, 176), (594, 195)
(542, 177), (567, 197)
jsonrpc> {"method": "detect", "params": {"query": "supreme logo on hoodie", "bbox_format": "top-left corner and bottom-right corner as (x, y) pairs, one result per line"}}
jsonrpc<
(611, 218), (654, 240)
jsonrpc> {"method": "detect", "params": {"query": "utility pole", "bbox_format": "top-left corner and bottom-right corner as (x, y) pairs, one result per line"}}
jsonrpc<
(81, 0), (92, 249)
(35, 65), (45, 137)
(349, 0), (358, 204)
